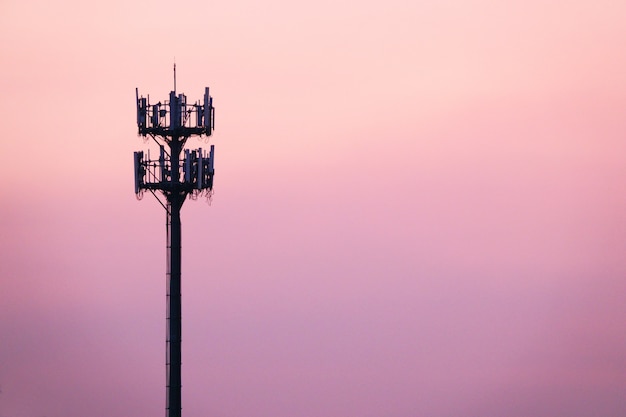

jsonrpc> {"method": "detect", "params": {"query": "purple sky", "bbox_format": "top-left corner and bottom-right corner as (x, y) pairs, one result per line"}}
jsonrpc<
(1, 1), (625, 416)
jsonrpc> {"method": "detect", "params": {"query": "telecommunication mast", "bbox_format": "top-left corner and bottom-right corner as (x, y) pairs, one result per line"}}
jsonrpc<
(133, 65), (216, 417)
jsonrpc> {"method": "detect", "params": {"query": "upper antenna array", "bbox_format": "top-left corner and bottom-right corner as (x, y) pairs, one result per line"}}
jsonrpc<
(135, 86), (215, 138)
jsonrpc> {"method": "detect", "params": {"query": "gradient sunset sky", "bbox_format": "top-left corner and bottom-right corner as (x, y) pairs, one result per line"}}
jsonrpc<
(1, 0), (625, 416)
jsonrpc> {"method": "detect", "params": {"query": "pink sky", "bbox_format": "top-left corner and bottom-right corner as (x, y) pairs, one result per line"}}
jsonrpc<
(1, 0), (625, 416)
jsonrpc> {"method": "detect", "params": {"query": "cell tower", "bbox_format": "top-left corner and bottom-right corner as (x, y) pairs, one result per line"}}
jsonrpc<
(133, 65), (216, 417)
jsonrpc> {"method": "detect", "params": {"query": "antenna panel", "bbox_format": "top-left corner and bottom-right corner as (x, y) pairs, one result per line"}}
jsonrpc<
(209, 145), (215, 173)
(136, 89), (144, 128)
(196, 103), (203, 127)
(141, 98), (147, 127)
(160, 145), (166, 182)
(170, 91), (179, 129)
(197, 148), (203, 189)
(209, 97), (214, 131)
(137, 97), (147, 129)
(184, 149), (192, 183)
(203, 88), (210, 130)
(134, 151), (144, 194)
(152, 104), (160, 127)
(179, 94), (187, 125)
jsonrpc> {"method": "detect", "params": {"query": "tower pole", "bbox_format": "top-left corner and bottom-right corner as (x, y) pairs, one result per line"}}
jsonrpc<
(166, 136), (184, 417)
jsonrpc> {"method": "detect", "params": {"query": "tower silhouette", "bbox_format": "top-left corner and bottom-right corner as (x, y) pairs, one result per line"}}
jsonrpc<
(133, 66), (216, 417)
